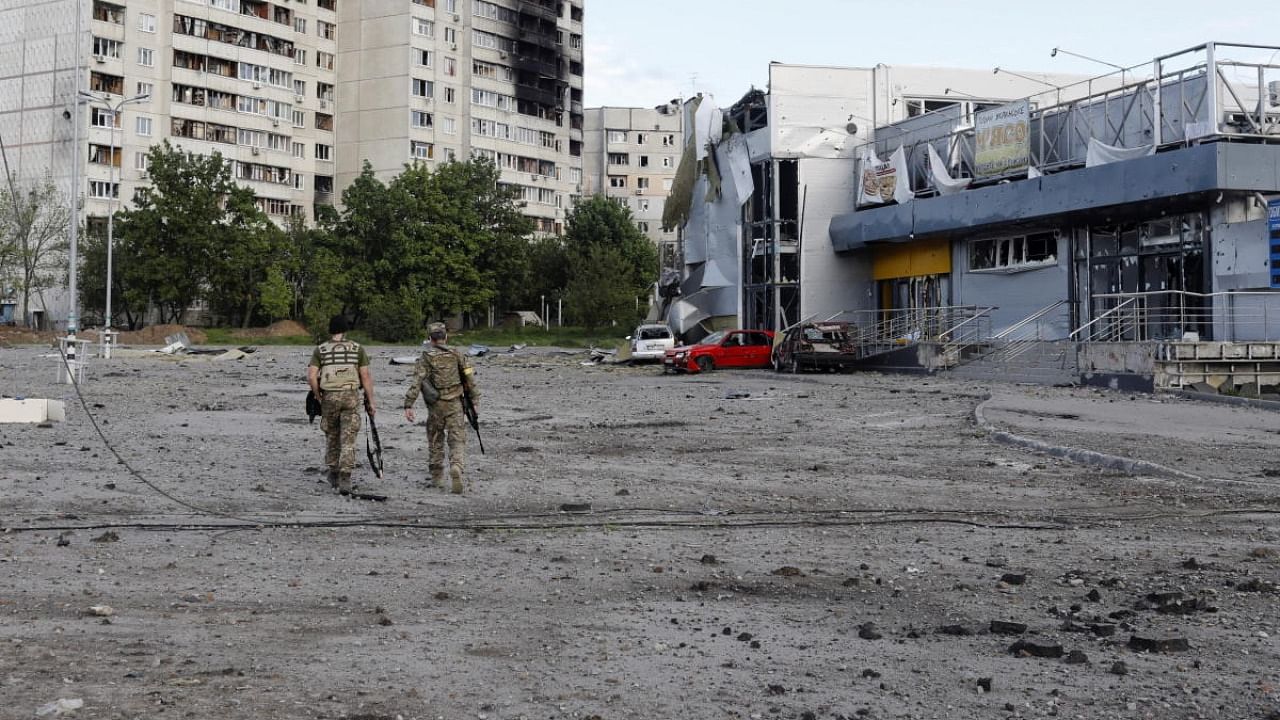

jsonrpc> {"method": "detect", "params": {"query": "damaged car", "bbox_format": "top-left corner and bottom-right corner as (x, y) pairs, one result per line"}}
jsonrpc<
(663, 329), (775, 373)
(772, 321), (858, 373)
(628, 324), (676, 362)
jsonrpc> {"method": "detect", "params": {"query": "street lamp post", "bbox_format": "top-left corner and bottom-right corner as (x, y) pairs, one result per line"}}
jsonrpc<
(993, 67), (1064, 105)
(77, 90), (148, 359)
(1050, 47), (1127, 87)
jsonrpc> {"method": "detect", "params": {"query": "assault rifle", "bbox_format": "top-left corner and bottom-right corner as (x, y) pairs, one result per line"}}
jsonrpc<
(460, 385), (484, 454)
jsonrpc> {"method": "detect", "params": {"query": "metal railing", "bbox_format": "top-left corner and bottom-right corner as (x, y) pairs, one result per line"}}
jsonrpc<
(1071, 291), (1280, 343)
(828, 305), (994, 358)
(861, 42), (1280, 201)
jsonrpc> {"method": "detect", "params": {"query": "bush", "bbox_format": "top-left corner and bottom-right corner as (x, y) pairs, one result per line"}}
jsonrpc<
(364, 289), (425, 342)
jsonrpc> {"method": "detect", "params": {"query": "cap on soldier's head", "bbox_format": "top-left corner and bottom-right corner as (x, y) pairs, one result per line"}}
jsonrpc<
(328, 314), (349, 335)
(428, 321), (447, 339)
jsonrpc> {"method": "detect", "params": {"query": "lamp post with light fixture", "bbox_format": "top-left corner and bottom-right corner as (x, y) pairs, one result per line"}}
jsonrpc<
(77, 89), (149, 358)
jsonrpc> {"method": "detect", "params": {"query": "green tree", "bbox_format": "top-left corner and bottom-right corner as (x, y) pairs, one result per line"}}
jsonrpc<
(561, 195), (658, 326)
(0, 176), (69, 327)
(110, 141), (240, 324)
(564, 245), (638, 330)
(205, 187), (286, 327)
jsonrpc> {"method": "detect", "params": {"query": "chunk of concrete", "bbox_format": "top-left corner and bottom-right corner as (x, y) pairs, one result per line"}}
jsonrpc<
(0, 398), (66, 423)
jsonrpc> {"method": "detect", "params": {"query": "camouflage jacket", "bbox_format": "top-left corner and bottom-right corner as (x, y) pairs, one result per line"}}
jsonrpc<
(403, 344), (479, 408)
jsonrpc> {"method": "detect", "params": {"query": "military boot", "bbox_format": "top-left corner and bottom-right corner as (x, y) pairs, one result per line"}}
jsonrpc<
(429, 470), (445, 489)
(327, 469), (339, 489)
(449, 466), (464, 495)
(337, 471), (353, 495)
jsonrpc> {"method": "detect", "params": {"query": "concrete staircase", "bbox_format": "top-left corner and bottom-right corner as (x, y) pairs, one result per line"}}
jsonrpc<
(944, 340), (1080, 386)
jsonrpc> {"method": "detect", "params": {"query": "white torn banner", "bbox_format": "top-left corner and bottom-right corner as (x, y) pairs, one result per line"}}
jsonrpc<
(927, 144), (971, 195)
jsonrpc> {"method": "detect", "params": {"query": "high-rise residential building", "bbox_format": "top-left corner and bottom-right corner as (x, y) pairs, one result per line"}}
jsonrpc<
(336, 0), (584, 235)
(583, 104), (682, 265)
(0, 0), (584, 327)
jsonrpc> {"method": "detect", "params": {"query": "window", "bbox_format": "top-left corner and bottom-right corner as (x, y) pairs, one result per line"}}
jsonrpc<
(317, 83), (334, 102)
(317, 0), (335, 10)
(661, 134), (675, 147)
(317, 51), (334, 70)
(637, 177), (649, 190)
(295, 17), (307, 33)
(608, 175), (626, 188)
(135, 115), (152, 136)
(92, 1), (124, 25)
(637, 221), (649, 232)
(443, 0), (457, 11)
(88, 180), (119, 199)
(91, 37), (122, 59)
(412, 78), (434, 98)
(444, 57), (457, 76)
(413, 18), (434, 37)
(411, 140), (434, 159)
(137, 48), (154, 67)
(636, 133), (647, 145)
(136, 82), (153, 98)
(416, 50), (433, 67)
(293, 173), (305, 190)
(292, 142), (305, 158)
(638, 155), (649, 168)
(315, 113), (333, 131)
(294, 49), (307, 66)
(138, 13), (156, 32)
(638, 199), (650, 211)
(662, 178), (673, 191)
(442, 117), (456, 134)
(90, 107), (117, 128)
(444, 87), (456, 103)
(134, 152), (149, 172)
(294, 79), (306, 96)
(411, 110), (433, 128)
(315, 144), (332, 161)
(88, 144), (121, 167)
(662, 157), (673, 169)
(292, 110), (305, 127)
(608, 153), (629, 166)
(607, 130), (627, 144)
(969, 231), (1058, 272)
(318, 21), (335, 39)
(444, 27), (456, 44)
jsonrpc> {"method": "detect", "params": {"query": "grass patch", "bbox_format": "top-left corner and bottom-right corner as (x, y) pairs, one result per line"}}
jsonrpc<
(203, 328), (318, 346)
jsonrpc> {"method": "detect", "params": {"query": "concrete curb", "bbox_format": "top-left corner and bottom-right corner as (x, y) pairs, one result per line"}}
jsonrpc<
(974, 395), (1204, 482)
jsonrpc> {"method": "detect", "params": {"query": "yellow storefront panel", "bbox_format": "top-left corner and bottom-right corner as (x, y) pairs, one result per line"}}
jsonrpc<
(871, 238), (951, 280)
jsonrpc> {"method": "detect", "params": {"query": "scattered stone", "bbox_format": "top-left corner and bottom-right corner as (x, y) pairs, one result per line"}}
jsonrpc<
(771, 566), (802, 577)
(1063, 650), (1090, 665)
(91, 531), (119, 543)
(1250, 547), (1275, 559)
(86, 605), (114, 617)
(999, 573), (1026, 586)
(985, 557), (1007, 568)
(1008, 639), (1065, 658)
(56, 533), (71, 547)
(1182, 558), (1202, 570)
(860, 669), (881, 679)
(699, 554), (719, 565)
(1085, 588), (1102, 602)
(1090, 623), (1117, 637)
(736, 632), (753, 642)
(1235, 578), (1277, 593)
(766, 684), (787, 696)
(433, 591), (450, 601)
(690, 581), (714, 592)
(1109, 661), (1129, 676)
(990, 620), (1028, 636)
(938, 624), (972, 636)
(558, 502), (591, 513)
(376, 615), (393, 626)
(1128, 635), (1190, 653)
(977, 677), (992, 692)
(857, 623), (883, 640)
(614, 488), (630, 496)
(842, 577), (859, 587)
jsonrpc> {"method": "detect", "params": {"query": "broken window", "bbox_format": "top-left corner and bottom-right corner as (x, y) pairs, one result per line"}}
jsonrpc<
(969, 231), (1057, 271)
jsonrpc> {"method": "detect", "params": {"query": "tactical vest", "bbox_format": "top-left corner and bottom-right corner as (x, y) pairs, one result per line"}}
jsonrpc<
(316, 340), (362, 391)
(425, 347), (464, 401)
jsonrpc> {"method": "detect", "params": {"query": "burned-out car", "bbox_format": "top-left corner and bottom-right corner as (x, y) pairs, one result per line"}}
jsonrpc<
(772, 321), (858, 373)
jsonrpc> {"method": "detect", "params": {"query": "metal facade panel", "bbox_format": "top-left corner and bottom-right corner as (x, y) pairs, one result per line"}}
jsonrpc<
(830, 144), (1280, 249)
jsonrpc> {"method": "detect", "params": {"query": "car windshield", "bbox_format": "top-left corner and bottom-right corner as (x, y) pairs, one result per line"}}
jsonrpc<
(699, 331), (726, 346)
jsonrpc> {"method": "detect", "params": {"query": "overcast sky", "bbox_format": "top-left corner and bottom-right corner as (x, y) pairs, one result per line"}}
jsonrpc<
(584, 0), (1280, 108)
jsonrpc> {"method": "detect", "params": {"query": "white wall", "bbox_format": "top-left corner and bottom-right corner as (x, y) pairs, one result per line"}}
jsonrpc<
(798, 158), (868, 319)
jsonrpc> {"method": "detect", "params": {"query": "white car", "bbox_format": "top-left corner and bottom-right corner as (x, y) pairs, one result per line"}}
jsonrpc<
(628, 324), (676, 361)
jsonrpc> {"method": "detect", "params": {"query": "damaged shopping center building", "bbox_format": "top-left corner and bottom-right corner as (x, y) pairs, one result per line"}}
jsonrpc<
(664, 44), (1280, 395)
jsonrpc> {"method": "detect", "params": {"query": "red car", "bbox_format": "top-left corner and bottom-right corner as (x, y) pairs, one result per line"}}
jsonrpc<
(663, 329), (777, 373)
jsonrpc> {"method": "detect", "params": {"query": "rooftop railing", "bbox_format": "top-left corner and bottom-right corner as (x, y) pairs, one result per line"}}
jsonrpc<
(861, 42), (1280, 202)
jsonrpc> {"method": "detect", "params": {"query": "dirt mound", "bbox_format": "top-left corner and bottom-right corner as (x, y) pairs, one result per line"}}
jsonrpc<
(233, 320), (310, 338)
(0, 326), (57, 346)
(115, 324), (208, 346)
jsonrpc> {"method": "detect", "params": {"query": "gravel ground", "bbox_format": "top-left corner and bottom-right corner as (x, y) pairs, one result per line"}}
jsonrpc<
(1, 344), (1278, 720)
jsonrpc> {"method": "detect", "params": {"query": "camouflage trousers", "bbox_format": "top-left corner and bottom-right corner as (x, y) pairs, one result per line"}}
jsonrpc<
(427, 398), (467, 484)
(320, 389), (362, 473)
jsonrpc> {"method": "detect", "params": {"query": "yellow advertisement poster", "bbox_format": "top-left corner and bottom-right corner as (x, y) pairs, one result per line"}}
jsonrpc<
(974, 100), (1030, 178)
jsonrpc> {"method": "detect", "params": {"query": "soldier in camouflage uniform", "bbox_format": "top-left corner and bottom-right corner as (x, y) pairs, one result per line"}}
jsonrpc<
(403, 322), (480, 494)
(307, 315), (375, 495)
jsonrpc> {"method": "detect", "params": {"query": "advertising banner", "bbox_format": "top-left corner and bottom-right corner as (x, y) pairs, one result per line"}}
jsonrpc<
(856, 146), (913, 207)
(975, 100), (1030, 178)
(1268, 199), (1280, 288)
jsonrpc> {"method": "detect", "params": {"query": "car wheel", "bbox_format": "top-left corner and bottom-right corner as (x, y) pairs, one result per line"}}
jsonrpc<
(786, 356), (798, 374)
(696, 356), (714, 373)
